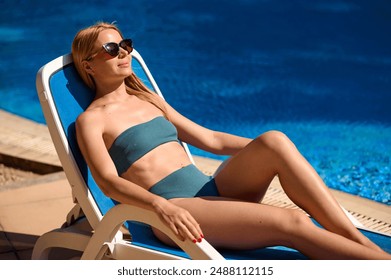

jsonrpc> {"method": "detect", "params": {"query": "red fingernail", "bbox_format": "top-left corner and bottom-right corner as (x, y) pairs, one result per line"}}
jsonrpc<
(198, 238), (202, 243)
(201, 234), (204, 238)
(192, 239), (197, 243)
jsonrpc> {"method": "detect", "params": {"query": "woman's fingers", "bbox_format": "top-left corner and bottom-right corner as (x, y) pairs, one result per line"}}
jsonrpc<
(176, 216), (203, 243)
(164, 211), (204, 243)
(185, 214), (204, 242)
(154, 198), (204, 243)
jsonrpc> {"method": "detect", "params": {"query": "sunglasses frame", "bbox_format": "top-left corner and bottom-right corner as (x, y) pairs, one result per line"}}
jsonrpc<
(85, 38), (133, 61)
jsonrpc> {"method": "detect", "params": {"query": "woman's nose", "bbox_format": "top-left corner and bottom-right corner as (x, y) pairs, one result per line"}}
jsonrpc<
(118, 47), (129, 58)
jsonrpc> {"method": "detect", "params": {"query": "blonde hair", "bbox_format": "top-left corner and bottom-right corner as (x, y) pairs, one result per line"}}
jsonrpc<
(72, 22), (168, 118)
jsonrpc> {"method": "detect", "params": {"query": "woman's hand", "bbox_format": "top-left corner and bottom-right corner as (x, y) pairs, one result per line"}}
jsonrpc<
(152, 197), (204, 243)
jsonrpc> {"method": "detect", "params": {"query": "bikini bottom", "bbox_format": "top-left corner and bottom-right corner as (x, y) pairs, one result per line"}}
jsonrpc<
(148, 164), (220, 200)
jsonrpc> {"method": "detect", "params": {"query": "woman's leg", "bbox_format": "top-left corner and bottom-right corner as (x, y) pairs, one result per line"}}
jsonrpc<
(214, 131), (380, 250)
(155, 197), (390, 259)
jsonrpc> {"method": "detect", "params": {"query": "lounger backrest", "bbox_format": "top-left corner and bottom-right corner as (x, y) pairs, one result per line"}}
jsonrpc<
(36, 51), (194, 230)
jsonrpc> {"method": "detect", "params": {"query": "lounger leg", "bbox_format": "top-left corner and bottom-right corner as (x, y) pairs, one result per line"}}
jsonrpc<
(32, 230), (91, 259)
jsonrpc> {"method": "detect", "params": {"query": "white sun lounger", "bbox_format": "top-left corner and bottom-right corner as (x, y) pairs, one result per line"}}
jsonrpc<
(32, 51), (390, 260)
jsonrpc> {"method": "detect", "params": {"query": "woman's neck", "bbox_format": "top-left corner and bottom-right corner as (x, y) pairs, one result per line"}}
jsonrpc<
(94, 80), (127, 100)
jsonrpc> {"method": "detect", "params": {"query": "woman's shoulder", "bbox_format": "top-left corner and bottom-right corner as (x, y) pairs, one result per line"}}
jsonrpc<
(77, 107), (96, 122)
(76, 107), (104, 131)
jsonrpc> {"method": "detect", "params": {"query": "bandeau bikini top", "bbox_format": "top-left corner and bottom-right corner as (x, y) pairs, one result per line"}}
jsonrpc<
(108, 116), (179, 175)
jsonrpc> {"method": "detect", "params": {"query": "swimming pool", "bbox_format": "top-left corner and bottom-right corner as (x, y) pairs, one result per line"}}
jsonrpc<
(1, 0), (390, 205)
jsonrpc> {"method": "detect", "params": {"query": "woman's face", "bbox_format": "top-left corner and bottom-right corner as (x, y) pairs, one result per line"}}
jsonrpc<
(84, 29), (132, 84)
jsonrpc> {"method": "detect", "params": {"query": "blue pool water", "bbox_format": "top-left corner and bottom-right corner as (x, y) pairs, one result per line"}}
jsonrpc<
(0, 0), (390, 205)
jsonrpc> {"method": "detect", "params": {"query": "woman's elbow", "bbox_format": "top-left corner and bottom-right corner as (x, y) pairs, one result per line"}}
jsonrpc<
(93, 173), (119, 197)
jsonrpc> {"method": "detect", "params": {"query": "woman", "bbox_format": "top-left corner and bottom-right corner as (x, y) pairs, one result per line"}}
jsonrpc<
(72, 22), (390, 259)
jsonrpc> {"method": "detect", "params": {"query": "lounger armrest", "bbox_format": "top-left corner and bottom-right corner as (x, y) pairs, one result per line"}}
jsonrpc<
(81, 203), (224, 260)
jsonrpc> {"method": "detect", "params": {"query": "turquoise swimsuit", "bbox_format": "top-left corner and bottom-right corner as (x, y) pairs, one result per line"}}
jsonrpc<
(108, 116), (219, 199)
(108, 116), (179, 175)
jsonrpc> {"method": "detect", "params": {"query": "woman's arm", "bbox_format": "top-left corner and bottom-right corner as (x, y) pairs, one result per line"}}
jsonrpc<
(165, 101), (252, 155)
(75, 111), (203, 241)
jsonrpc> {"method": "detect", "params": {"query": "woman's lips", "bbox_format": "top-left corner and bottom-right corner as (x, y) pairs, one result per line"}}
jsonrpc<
(118, 62), (129, 68)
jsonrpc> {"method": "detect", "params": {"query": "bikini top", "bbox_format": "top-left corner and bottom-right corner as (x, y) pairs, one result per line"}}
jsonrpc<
(108, 116), (179, 175)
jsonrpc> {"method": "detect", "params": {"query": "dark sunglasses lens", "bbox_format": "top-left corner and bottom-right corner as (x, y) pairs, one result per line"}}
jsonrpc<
(104, 43), (120, 56)
(120, 39), (133, 53)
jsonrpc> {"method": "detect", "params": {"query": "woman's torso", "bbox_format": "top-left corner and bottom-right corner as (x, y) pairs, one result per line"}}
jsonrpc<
(88, 94), (192, 190)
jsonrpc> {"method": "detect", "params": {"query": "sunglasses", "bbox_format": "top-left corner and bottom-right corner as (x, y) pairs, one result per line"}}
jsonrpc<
(85, 38), (133, 61)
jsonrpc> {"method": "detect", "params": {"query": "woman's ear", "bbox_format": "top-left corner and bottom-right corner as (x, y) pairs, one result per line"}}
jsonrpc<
(82, 60), (94, 76)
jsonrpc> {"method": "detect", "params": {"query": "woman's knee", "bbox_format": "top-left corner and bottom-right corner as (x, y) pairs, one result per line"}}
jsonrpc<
(256, 130), (292, 149)
(279, 210), (313, 238)
(255, 209), (312, 248)
(254, 130), (296, 157)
